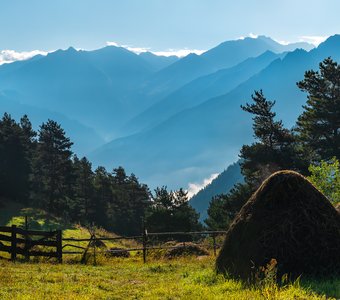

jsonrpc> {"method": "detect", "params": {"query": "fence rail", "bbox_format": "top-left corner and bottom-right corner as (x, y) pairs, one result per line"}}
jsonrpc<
(0, 225), (227, 263)
(0, 225), (62, 262)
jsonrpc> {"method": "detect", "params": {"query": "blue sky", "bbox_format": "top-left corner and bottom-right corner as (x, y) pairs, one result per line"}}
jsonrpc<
(1, 0), (339, 53)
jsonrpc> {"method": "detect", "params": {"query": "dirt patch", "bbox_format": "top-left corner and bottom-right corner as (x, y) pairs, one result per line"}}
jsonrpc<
(216, 170), (340, 280)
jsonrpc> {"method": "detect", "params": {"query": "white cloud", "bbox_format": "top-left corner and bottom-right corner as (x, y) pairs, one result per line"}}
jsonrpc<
(239, 32), (259, 40)
(0, 49), (49, 65)
(106, 41), (205, 57)
(107, 41), (149, 54)
(187, 173), (219, 198)
(106, 41), (120, 47)
(299, 35), (329, 46)
(152, 49), (205, 57)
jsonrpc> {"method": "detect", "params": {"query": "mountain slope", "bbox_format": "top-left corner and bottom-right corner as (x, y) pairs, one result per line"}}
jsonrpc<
(123, 51), (285, 134)
(0, 46), (155, 141)
(139, 36), (313, 100)
(0, 91), (104, 155)
(189, 162), (243, 221)
(139, 52), (179, 72)
(90, 35), (340, 190)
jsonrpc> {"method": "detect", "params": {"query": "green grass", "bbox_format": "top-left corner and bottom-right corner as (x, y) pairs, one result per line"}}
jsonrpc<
(0, 203), (339, 299)
(0, 256), (338, 300)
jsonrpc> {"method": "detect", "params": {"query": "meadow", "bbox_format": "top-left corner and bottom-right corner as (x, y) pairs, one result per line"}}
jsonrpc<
(1, 203), (339, 300)
(0, 255), (339, 300)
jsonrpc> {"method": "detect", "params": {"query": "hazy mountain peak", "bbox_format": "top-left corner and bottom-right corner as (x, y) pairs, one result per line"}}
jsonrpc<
(317, 34), (340, 49)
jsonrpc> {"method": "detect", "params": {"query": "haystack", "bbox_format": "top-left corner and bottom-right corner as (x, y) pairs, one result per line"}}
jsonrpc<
(335, 203), (340, 214)
(216, 170), (340, 280)
(106, 247), (130, 258)
(165, 242), (209, 258)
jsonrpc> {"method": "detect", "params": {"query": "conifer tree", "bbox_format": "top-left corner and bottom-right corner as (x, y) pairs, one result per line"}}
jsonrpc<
(72, 156), (95, 221)
(296, 57), (340, 161)
(32, 120), (73, 213)
(0, 113), (34, 203)
(240, 90), (297, 186)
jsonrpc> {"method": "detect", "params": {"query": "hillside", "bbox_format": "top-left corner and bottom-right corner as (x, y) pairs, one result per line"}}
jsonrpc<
(189, 162), (243, 221)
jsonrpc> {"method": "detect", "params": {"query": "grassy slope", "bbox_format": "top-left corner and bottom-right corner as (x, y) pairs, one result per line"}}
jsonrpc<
(0, 257), (339, 300)
(0, 202), (136, 259)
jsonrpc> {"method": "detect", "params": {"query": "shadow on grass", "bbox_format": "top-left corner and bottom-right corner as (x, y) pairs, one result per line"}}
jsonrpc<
(300, 277), (340, 299)
(0, 200), (72, 231)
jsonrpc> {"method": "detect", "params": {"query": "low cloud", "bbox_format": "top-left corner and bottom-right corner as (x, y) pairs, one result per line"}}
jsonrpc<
(299, 35), (329, 46)
(0, 49), (49, 65)
(107, 41), (150, 54)
(187, 173), (219, 198)
(106, 41), (205, 57)
(152, 49), (205, 57)
(239, 32), (259, 40)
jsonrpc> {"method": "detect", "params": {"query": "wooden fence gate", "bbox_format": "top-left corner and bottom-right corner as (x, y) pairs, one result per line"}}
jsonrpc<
(0, 225), (62, 262)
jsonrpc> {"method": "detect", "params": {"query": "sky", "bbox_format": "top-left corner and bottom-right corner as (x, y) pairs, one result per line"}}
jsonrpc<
(1, 0), (339, 61)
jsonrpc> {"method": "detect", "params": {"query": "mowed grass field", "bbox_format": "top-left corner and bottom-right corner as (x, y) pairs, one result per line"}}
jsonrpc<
(0, 256), (339, 300)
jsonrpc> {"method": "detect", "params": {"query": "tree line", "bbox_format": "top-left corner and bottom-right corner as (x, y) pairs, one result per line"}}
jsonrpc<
(206, 57), (340, 229)
(0, 116), (201, 235)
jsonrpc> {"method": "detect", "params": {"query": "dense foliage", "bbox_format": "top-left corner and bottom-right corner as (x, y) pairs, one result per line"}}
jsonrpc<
(308, 157), (340, 204)
(0, 115), (200, 235)
(206, 57), (340, 229)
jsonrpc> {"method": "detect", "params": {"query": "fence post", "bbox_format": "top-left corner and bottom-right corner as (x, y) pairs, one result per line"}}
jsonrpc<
(56, 230), (62, 263)
(212, 234), (217, 257)
(92, 234), (97, 266)
(142, 219), (147, 263)
(11, 225), (17, 261)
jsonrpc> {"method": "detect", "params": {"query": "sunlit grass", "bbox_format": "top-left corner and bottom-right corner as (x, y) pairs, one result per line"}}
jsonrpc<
(0, 256), (338, 300)
(1, 204), (338, 299)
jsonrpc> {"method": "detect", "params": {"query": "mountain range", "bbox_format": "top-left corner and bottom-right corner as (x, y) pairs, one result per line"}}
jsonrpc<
(1, 35), (339, 215)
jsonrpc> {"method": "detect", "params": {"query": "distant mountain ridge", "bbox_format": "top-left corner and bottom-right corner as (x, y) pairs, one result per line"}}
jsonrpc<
(90, 35), (340, 191)
(123, 50), (286, 135)
(0, 34), (319, 191)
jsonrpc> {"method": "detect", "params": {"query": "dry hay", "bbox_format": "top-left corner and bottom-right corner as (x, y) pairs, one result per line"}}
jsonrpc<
(335, 203), (340, 214)
(165, 242), (209, 258)
(89, 239), (107, 248)
(106, 247), (130, 258)
(216, 170), (340, 280)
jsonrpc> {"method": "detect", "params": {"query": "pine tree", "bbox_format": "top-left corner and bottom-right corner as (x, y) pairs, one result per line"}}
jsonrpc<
(240, 90), (297, 186)
(146, 187), (201, 235)
(72, 156), (95, 221)
(32, 120), (73, 213)
(205, 183), (251, 230)
(296, 57), (340, 161)
(0, 113), (35, 203)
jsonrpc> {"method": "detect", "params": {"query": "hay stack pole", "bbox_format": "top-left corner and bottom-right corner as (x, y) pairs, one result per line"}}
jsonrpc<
(216, 170), (340, 280)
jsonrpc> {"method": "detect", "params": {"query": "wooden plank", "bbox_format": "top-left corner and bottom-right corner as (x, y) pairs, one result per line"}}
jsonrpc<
(27, 240), (58, 247)
(63, 235), (143, 242)
(29, 251), (58, 257)
(0, 233), (12, 242)
(147, 230), (227, 236)
(0, 244), (12, 253)
(0, 226), (13, 233)
(16, 228), (57, 236)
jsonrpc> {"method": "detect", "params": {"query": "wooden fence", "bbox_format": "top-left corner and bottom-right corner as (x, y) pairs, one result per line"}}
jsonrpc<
(0, 225), (226, 263)
(63, 230), (228, 263)
(0, 225), (62, 262)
